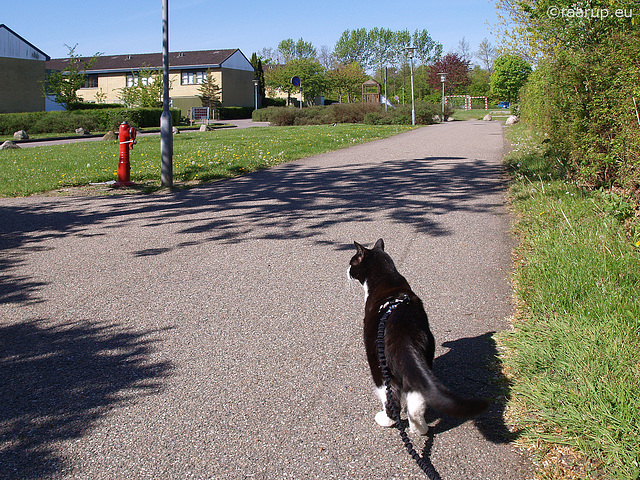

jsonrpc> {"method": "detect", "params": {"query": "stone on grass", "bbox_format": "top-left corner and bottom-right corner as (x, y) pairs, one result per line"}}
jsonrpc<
(1, 141), (20, 150)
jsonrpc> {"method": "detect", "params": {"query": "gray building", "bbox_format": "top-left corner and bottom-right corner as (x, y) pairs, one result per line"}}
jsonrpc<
(0, 24), (50, 113)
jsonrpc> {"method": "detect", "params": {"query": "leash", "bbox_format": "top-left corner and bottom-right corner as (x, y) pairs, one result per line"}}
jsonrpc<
(377, 295), (442, 479)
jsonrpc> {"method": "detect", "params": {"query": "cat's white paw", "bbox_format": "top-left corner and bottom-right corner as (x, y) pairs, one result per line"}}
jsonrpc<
(374, 411), (395, 428)
(409, 420), (429, 436)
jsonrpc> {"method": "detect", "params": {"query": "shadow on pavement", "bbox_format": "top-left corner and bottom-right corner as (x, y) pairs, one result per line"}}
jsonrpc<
(0, 320), (172, 480)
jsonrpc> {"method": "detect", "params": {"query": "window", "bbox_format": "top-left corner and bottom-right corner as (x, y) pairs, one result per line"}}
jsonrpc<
(83, 75), (98, 88)
(126, 73), (154, 87)
(181, 70), (206, 85)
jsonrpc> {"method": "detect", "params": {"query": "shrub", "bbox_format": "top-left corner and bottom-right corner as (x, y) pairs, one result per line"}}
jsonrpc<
(251, 102), (442, 126)
(519, 30), (640, 189)
(0, 108), (180, 135)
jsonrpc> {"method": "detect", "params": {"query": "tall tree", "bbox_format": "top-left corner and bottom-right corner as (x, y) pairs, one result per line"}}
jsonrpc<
(334, 28), (371, 71)
(428, 53), (471, 94)
(43, 44), (100, 109)
(456, 37), (472, 63)
(277, 38), (317, 63)
(490, 54), (532, 103)
(476, 38), (496, 73)
(250, 52), (266, 98)
(369, 27), (396, 78)
(412, 29), (442, 65)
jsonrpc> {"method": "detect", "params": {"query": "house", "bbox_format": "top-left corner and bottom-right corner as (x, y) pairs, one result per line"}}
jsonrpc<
(0, 24), (50, 113)
(45, 49), (256, 116)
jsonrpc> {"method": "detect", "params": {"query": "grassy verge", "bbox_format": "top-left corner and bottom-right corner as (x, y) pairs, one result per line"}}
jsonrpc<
(451, 108), (512, 121)
(0, 124), (413, 197)
(500, 124), (640, 479)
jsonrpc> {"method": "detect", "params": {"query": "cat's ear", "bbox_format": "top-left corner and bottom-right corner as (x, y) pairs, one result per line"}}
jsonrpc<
(374, 238), (385, 251)
(354, 242), (367, 256)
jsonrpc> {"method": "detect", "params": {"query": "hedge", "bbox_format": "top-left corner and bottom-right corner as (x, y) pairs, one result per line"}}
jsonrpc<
(0, 108), (180, 135)
(251, 102), (444, 126)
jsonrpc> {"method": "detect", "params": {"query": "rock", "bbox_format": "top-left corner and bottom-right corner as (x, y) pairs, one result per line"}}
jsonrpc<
(483, 114), (492, 121)
(505, 115), (519, 125)
(1, 141), (20, 150)
(102, 131), (117, 141)
(172, 126), (180, 134)
(76, 127), (90, 135)
(447, 116), (455, 122)
(432, 115), (440, 123)
(13, 130), (28, 140)
(199, 124), (210, 132)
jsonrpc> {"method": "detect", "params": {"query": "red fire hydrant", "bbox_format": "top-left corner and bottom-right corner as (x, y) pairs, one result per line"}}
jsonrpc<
(115, 121), (137, 187)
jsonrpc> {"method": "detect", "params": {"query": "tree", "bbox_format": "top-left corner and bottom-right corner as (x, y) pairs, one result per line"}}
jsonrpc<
(326, 62), (368, 103)
(412, 29), (442, 66)
(475, 38), (496, 73)
(250, 53), (266, 99)
(490, 54), (532, 103)
(117, 65), (164, 108)
(494, 0), (636, 60)
(277, 38), (317, 62)
(456, 37), (472, 63)
(428, 53), (471, 94)
(43, 44), (100, 109)
(264, 58), (326, 106)
(198, 70), (222, 110)
(334, 28), (372, 71)
(369, 28), (396, 78)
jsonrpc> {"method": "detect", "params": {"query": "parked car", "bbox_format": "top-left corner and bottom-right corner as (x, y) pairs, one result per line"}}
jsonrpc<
(498, 101), (510, 109)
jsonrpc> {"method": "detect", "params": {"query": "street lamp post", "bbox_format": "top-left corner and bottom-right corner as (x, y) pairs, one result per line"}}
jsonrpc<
(438, 72), (447, 122)
(406, 47), (416, 125)
(252, 79), (259, 110)
(160, 0), (173, 187)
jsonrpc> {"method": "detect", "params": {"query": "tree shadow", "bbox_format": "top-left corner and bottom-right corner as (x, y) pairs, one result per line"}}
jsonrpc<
(0, 319), (172, 479)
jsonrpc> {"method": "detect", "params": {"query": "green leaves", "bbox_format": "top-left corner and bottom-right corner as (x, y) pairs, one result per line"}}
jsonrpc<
(490, 55), (532, 103)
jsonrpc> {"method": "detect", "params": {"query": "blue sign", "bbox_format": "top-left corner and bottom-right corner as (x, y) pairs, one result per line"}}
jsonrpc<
(291, 76), (301, 87)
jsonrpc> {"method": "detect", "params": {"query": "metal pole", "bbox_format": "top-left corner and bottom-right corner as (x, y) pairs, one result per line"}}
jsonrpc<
(442, 81), (445, 120)
(160, 0), (173, 187)
(384, 67), (388, 112)
(409, 56), (415, 126)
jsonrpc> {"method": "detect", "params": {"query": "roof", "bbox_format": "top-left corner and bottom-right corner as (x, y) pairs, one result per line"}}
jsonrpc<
(0, 24), (50, 61)
(46, 49), (250, 73)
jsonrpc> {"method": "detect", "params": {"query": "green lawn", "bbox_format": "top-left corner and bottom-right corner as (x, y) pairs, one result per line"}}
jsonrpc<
(0, 124), (413, 196)
(451, 108), (512, 121)
(499, 124), (640, 479)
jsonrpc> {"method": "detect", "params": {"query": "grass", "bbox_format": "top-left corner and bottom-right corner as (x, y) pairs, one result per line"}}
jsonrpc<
(0, 123), (413, 196)
(451, 107), (512, 121)
(500, 124), (640, 479)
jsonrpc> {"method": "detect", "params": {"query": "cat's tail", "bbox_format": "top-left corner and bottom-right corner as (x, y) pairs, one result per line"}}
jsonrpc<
(407, 361), (489, 418)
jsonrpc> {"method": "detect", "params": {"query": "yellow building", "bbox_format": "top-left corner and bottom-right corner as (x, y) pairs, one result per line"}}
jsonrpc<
(45, 49), (255, 116)
(0, 24), (50, 113)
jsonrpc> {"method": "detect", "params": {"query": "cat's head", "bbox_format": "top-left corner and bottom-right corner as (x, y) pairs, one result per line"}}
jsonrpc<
(349, 238), (388, 285)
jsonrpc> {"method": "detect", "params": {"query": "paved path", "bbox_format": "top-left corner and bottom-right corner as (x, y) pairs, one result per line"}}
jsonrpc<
(0, 121), (531, 479)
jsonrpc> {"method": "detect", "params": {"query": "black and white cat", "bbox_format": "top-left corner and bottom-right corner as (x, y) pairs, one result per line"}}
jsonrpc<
(349, 239), (488, 434)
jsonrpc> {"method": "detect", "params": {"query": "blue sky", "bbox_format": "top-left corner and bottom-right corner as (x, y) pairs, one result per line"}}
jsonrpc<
(3, 0), (500, 62)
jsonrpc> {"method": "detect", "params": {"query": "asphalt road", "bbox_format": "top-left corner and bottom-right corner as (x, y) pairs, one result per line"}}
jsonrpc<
(0, 120), (532, 479)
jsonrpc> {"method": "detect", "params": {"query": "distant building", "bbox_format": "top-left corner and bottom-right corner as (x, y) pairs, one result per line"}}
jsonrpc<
(0, 24), (50, 113)
(46, 49), (255, 116)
